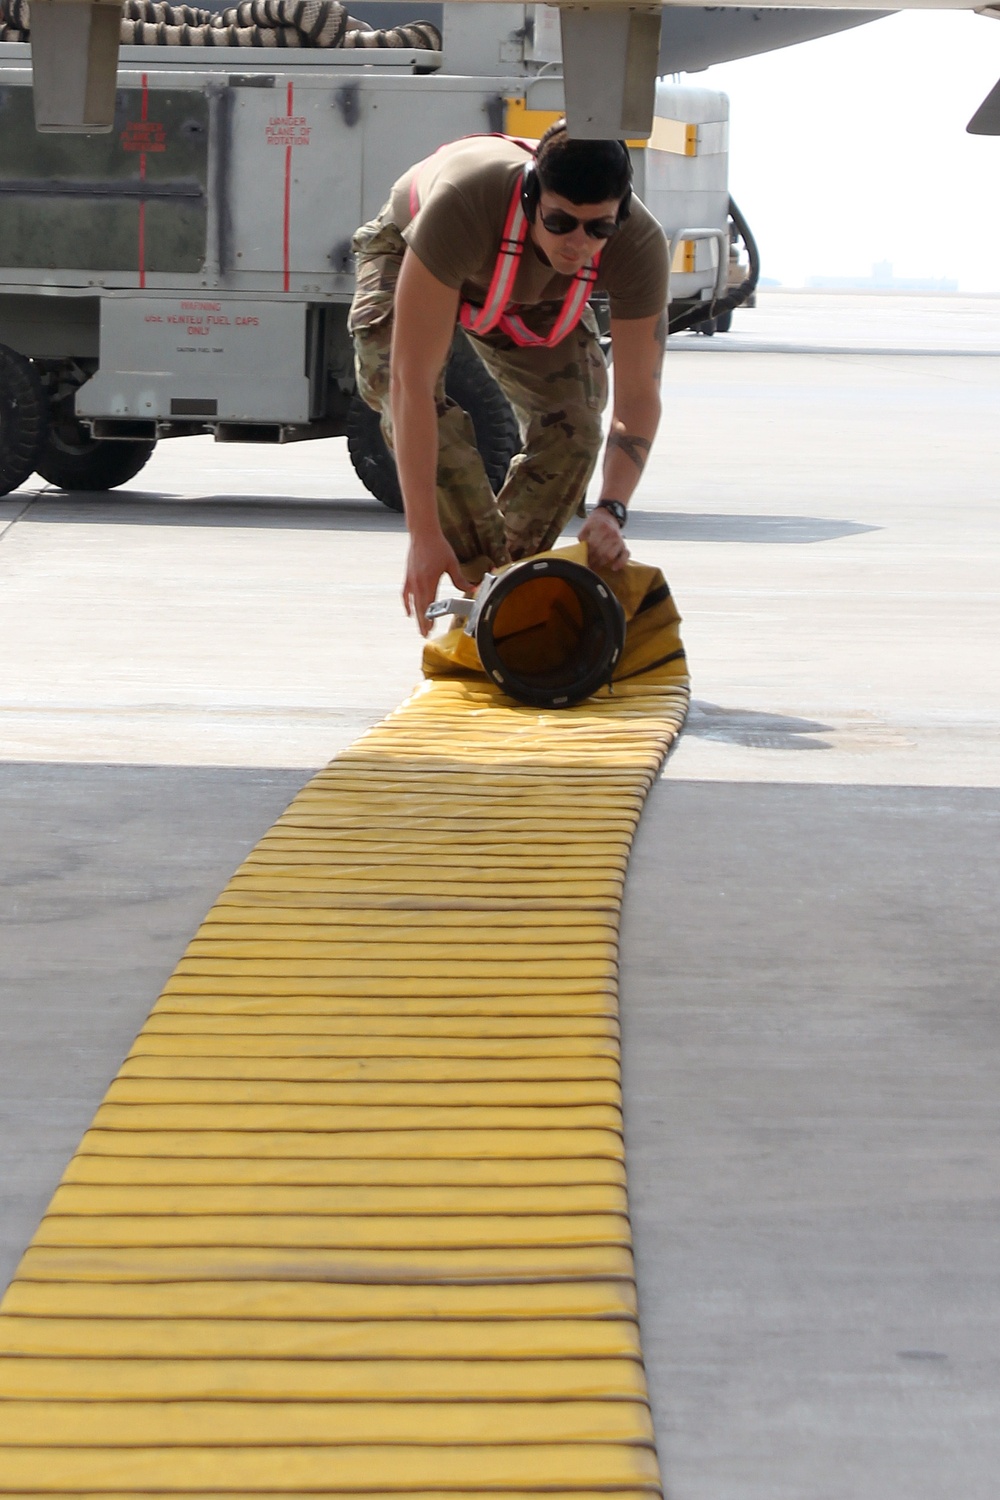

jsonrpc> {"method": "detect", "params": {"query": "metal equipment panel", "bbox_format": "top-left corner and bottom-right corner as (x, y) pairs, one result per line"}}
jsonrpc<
(76, 296), (311, 423)
(0, 84), (208, 275)
(643, 82), (730, 302)
(356, 77), (509, 223)
(226, 81), (363, 280)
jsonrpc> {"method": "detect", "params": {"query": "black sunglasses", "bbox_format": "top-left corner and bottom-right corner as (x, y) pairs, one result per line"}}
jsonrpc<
(538, 207), (621, 241)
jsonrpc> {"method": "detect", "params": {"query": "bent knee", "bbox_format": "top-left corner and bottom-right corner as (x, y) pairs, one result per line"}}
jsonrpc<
(353, 338), (392, 413)
(536, 405), (604, 458)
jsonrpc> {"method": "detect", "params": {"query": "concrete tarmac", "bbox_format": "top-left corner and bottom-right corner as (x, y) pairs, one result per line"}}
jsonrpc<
(1, 292), (998, 1497)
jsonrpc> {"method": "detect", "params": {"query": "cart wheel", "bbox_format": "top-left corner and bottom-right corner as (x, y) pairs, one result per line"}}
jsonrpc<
(34, 417), (156, 492)
(347, 337), (520, 512)
(346, 397), (403, 511)
(697, 309), (733, 337)
(0, 343), (47, 497)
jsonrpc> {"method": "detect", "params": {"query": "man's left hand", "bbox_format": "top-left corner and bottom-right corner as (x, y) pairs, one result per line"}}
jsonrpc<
(580, 506), (630, 571)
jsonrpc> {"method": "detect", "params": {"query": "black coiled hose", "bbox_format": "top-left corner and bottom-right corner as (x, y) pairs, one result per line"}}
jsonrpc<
(668, 195), (760, 335)
(0, 0), (440, 49)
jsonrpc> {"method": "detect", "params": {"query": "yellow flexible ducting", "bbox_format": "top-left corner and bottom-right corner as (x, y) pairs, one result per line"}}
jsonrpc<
(0, 550), (688, 1497)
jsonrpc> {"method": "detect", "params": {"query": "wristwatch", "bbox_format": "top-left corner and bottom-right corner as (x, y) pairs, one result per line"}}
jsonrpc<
(593, 499), (628, 530)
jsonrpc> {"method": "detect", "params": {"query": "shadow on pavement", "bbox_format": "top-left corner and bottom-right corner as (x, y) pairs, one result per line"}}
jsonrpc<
(18, 496), (875, 546)
(685, 701), (833, 750)
(621, 511), (878, 544)
(16, 494), (404, 531)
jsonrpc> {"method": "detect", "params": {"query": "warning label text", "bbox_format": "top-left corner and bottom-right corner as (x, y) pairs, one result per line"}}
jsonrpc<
(266, 116), (311, 147)
(121, 121), (167, 153)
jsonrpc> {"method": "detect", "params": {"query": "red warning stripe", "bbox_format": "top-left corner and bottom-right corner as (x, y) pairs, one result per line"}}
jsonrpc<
(283, 80), (294, 293)
(138, 72), (148, 289)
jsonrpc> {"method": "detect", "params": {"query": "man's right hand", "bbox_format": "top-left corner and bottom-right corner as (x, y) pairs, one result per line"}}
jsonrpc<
(403, 532), (475, 637)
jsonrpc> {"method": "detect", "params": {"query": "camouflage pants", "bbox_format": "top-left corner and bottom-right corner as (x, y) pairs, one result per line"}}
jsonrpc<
(349, 211), (608, 578)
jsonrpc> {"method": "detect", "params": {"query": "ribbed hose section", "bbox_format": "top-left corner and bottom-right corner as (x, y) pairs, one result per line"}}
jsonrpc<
(0, 0), (440, 49)
(0, 666), (688, 1497)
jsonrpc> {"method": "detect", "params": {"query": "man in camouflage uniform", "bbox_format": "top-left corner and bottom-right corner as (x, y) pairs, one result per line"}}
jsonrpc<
(350, 122), (669, 632)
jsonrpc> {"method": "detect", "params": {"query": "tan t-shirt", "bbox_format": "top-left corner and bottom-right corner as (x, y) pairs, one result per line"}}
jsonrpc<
(390, 136), (667, 323)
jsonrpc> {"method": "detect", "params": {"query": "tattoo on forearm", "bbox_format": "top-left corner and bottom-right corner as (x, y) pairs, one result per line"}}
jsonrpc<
(653, 311), (668, 379)
(609, 431), (652, 472)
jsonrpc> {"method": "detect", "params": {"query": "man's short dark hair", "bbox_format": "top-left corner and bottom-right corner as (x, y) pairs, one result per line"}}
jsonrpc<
(534, 121), (632, 206)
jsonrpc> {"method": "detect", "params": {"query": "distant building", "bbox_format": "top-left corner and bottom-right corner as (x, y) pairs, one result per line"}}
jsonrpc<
(807, 261), (958, 293)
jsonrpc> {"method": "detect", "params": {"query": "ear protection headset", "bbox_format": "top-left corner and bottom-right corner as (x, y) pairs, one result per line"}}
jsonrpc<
(521, 134), (633, 224)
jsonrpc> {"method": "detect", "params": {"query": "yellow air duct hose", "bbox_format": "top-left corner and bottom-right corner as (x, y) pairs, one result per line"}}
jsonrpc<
(0, 547), (688, 1497)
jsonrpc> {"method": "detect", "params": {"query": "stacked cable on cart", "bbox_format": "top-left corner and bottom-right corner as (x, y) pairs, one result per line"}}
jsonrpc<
(0, 0), (441, 50)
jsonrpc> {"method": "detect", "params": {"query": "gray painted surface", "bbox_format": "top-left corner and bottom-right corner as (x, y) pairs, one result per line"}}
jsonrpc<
(658, 7), (891, 76)
(1, 291), (998, 1494)
(623, 781), (1000, 1500)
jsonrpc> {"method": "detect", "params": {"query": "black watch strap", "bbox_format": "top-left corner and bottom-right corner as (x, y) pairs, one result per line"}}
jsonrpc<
(594, 499), (628, 530)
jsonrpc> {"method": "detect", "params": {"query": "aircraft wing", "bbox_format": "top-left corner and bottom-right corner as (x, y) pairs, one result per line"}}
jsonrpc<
(658, 7), (893, 74)
(347, 2), (895, 72)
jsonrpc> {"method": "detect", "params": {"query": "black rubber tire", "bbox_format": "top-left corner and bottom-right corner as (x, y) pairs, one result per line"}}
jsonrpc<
(347, 337), (520, 512)
(714, 308), (733, 334)
(34, 421), (156, 492)
(0, 343), (47, 497)
(346, 396), (402, 510)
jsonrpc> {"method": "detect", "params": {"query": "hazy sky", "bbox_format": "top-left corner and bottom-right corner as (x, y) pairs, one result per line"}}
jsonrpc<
(692, 11), (1000, 291)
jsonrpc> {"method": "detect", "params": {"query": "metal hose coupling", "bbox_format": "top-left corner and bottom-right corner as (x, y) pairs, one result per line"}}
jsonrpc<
(427, 555), (626, 709)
